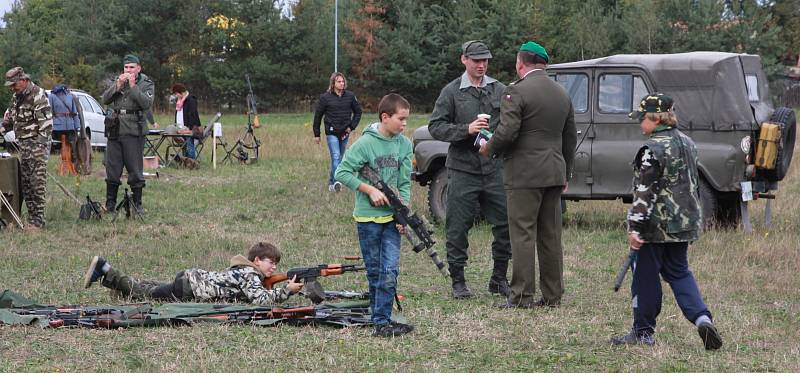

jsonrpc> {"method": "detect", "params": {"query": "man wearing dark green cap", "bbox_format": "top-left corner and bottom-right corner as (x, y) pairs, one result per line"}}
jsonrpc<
(429, 40), (511, 299)
(101, 54), (154, 215)
(481, 41), (577, 308)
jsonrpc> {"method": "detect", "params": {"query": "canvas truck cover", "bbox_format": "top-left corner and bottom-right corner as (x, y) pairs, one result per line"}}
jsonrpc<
(552, 52), (762, 131)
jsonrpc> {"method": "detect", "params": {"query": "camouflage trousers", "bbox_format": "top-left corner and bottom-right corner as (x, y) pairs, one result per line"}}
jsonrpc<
(102, 268), (193, 302)
(19, 139), (49, 228)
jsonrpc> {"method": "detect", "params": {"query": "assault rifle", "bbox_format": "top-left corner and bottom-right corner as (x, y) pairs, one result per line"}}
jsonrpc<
(263, 263), (365, 304)
(613, 249), (638, 292)
(360, 165), (449, 278)
(206, 306), (316, 322)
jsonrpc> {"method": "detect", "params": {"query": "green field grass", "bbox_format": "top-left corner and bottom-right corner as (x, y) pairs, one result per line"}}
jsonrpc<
(1, 113), (799, 371)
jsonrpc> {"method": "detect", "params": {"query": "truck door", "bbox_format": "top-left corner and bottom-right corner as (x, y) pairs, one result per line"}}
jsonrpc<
(550, 70), (592, 197)
(591, 70), (651, 198)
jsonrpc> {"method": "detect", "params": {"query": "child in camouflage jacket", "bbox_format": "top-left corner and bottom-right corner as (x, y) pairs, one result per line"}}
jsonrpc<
(83, 242), (303, 305)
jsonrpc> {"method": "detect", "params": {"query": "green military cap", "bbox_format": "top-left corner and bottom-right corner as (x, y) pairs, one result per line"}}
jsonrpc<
(519, 41), (549, 63)
(630, 93), (674, 120)
(462, 40), (492, 59)
(122, 54), (141, 65)
(4, 66), (30, 86)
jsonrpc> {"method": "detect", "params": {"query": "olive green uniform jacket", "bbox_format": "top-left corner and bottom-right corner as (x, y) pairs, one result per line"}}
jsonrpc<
(486, 70), (577, 188)
(101, 73), (154, 137)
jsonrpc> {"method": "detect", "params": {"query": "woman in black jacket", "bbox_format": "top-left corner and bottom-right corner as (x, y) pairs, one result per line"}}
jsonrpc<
(312, 72), (363, 192)
(171, 83), (201, 159)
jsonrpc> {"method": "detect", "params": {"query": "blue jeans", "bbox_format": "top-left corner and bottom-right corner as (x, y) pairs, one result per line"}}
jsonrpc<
(326, 134), (348, 185)
(631, 241), (712, 335)
(183, 137), (197, 159)
(357, 221), (401, 325)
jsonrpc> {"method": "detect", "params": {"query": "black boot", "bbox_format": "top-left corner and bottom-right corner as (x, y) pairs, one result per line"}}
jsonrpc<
(105, 183), (119, 212)
(450, 265), (473, 299)
(488, 260), (510, 296)
(131, 187), (144, 215)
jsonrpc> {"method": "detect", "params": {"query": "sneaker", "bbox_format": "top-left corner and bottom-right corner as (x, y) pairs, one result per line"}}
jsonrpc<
(372, 321), (414, 337)
(328, 184), (336, 192)
(333, 181), (343, 192)
(697, 321), (723, 350)
(495, 300), (535, 309)
(610, 329), (655, 346)
(83, 256), (107, 288)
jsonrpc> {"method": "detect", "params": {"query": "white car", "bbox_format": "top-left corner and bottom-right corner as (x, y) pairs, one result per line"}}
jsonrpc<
(2, 89), (108, 149)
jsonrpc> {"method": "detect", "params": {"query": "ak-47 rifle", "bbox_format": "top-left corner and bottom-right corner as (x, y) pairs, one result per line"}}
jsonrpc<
(360, 164), (449, 278)
(613, 248), (638, 292)
(206, 306), (316, 322)
(263, 263), (365, 304)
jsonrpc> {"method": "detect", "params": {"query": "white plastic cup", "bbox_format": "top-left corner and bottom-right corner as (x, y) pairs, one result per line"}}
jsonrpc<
(477, 113), (491, 121)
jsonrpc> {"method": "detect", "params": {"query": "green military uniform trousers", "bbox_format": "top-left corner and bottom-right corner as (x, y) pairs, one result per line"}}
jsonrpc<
(506, 186), (564, 305)
(102, 268), (193, 302)
(445, 168), (511, 267)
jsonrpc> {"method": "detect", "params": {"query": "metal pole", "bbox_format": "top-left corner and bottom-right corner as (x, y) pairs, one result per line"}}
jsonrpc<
(334, 0), (338, 72)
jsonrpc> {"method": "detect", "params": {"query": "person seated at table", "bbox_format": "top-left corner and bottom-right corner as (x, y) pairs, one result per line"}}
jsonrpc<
(170, 83), (200, 159)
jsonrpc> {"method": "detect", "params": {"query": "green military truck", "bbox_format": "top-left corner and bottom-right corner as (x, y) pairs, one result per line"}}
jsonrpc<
(413, 52), (796, 226)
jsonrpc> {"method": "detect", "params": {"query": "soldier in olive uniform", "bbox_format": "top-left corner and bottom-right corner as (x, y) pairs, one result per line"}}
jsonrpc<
(101, 54), (154, 214)
(1, 67), (53, 230)
(481, 42), (577, 308)
(610, 93), (722, 350)
(428, 41), (511, 299)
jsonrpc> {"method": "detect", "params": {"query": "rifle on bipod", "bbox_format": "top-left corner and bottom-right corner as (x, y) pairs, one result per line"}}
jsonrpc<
(263, 263), (366, 304)
(79, 195), (103, 220)
(360, 165), (449, 278)
(613, 248), (638, 292)
(223, 75), (262, 164)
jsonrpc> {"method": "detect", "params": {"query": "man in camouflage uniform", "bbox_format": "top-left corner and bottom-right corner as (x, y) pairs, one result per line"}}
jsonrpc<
(611, 93), (722, 350)
(428, 40), (511, 299)
(1, 67), (53, 230)
(83, 242), (304, 305)
(101, 54), (154, 214)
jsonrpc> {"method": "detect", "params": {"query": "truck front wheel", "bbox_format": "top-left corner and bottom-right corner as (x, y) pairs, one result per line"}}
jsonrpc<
(427, 168), (448, 224)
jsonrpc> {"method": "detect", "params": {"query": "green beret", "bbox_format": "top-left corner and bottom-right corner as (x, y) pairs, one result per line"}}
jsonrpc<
(519, 41), (549, 63)
(123, 54), (141, 65)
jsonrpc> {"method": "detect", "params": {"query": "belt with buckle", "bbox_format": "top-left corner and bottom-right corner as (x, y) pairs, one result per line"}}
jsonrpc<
(114, 109), (142, 115)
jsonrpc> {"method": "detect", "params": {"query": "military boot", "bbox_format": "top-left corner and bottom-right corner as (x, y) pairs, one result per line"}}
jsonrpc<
(105, 183), (119, 212)
(488, 260), (510, 296)
(450, 266), (473, 299)
(131, 187), (145, 215)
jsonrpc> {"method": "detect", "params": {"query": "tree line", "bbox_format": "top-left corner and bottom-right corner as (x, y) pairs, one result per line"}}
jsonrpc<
(1, 0), (798, 113)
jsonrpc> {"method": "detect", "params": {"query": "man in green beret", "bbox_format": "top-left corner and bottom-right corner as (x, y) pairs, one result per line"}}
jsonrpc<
(428, 40), (512, 299)
(2, 66), (53, 230)
(101, 54), (154, 215)
(480, 41), (577, 308)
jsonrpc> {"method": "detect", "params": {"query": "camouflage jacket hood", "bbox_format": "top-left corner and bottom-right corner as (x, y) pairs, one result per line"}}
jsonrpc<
(229, 255), (264, 279)
(627, 127), (702, 243)
(183, 255), (291, 306)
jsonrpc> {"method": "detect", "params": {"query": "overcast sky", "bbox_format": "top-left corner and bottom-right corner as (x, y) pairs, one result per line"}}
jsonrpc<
(0, 0), (14, 28)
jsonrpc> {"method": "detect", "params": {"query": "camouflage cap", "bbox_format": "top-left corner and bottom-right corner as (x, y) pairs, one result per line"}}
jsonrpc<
(462, 40), (492, 59)
(4, 67), (30, 86)
(630, 93), (674, 120)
